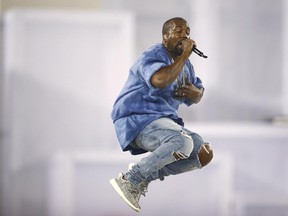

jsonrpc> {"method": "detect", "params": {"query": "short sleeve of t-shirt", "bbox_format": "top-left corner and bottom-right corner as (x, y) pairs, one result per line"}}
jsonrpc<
(136, 47), (171, 90)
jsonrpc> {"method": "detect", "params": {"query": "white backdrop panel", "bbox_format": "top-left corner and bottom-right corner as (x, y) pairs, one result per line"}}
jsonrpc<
(3, 9), (134, 170)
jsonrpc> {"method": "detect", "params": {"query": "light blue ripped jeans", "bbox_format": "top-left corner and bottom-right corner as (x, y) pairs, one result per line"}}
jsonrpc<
(126, 117), (204, 188)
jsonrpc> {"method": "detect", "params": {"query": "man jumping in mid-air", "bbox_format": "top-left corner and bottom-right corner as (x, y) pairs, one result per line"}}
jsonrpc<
(110, 17), (213, 212)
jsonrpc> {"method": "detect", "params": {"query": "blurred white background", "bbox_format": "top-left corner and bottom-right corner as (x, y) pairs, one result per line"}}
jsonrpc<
(0, 0), (288, 216)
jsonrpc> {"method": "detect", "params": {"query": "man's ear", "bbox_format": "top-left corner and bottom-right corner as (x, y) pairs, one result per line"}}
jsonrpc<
(163, 33), (168, 41)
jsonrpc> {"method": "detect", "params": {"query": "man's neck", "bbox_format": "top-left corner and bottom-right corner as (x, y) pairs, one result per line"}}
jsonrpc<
(162, 44), (177, 61)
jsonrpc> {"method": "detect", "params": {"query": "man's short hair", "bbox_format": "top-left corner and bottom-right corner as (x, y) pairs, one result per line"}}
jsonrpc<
(162, 17), (186, 35)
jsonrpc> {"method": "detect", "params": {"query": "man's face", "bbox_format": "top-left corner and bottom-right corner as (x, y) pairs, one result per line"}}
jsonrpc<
(164, 19), (190, 56)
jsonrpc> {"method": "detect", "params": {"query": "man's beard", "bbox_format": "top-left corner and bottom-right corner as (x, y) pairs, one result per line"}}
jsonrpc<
(174, 44), (184, 56)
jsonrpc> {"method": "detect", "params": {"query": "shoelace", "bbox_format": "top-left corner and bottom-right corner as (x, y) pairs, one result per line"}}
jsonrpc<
(122, 174), (149, 201)
(139, 182), (148, 196)
(127, 183), (142, 199)
(140, 187), (148, 197)
(136, 182), (148, 202)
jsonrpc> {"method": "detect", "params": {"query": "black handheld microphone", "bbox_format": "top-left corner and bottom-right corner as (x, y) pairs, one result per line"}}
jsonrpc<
(192, 46), (208, 59)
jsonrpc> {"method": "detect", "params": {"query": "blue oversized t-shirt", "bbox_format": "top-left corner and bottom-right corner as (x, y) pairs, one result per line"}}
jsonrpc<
(111, 43), (203, 155)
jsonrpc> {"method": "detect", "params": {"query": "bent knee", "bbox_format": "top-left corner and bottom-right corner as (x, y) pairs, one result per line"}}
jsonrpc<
(198, 143), (213, 167)
(172, 130), (194, 161)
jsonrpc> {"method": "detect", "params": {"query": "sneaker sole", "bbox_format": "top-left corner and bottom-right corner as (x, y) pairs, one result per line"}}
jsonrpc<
(109, 178), (140, 212)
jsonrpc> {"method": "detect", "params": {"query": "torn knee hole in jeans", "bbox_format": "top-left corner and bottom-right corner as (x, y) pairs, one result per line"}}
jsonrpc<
(173, 151), (188, 160)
